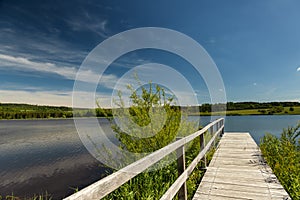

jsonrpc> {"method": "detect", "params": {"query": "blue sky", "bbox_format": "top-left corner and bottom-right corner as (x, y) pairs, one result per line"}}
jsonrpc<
(0, 0), (300, 107)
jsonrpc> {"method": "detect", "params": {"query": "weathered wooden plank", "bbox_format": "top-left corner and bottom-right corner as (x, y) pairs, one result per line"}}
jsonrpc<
(198, 182), (271, 194)
(193, 193), (252, 200)
(192, 132), (291, 200)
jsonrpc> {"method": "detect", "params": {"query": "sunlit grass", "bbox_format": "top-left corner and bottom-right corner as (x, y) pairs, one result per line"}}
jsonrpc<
(0, 192), (52, 200)
(195, 106), (300, 116)
(260, 122), (300, 199)
(102, 131), (218, 200)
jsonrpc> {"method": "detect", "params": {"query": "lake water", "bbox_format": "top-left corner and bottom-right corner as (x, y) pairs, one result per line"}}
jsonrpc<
(0, 115), (299, 199)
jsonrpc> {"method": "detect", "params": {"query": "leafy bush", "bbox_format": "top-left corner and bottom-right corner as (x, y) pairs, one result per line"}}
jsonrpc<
(100, 80), (214, 199)
(260, 122), (300, 199)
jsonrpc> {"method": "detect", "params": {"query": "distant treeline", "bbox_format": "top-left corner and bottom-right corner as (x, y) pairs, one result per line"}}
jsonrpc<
(1, 101), (300, 119)
(0, 103), (114, 119)
(180, 101), (300, 114)
(0, 103), (73, 119)
(226, 101), (300, 110)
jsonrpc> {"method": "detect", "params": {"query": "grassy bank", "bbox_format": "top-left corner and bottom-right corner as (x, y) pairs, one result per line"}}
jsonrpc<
(260, 122), (300, 199)
(195, 106), (300, 116)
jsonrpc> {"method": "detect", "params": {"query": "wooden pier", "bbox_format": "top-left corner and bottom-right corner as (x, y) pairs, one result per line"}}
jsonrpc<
(193, 132), (291, 200)
(64, 119), (291, 200)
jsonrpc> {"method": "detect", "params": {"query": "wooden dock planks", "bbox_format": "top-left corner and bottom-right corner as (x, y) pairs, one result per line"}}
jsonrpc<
(192, 132), (291, 200)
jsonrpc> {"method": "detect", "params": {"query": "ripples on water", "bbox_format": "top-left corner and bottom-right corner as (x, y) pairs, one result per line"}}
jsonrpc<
(0, 115), (299, 198)
(0, 118), (113, 199)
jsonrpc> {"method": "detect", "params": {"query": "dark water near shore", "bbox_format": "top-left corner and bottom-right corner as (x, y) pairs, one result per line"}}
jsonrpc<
(0, 115), (299, 199)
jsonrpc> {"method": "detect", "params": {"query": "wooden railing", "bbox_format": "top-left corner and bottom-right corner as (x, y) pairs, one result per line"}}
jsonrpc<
(64, 118), (224, 200)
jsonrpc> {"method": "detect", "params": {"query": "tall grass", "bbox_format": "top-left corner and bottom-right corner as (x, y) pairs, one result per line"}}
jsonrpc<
(0, 192), (52, 200)
(96, 76), (221, 199)
(260, 122), (300, 199)
(102, 131), (217, 200)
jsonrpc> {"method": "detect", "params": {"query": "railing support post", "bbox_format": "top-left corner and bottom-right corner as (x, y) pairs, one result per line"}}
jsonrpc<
(176, 142), (187, 200)
(217, 121), (220, 137)
(200, 133), (206, 169)
(210, 126), (215, 147)
(221, 120), (224, 136)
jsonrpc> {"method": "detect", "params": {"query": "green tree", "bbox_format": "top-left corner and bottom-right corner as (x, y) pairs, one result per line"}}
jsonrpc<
(110, 83), (194, 153)
(100, 79), (206, 200)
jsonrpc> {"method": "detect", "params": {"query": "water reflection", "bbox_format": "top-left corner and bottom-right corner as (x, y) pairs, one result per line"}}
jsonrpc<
(0, 115), (299, 198)
(0, 118), (112, 199)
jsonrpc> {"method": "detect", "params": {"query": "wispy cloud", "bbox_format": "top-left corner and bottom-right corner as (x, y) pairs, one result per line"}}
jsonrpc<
(0, 26), (88, 65)
(0, 3), (110, 65)
(0, 53), (77, 79)
(66, 18), (109, 38)
(63, 5), (111, 39)
(206, 38), (216, 44)
(0, 52), (158, 93)
(0, 90), (73, 107)
(0, 53), (120, 84)
(0, 89), (113, 108)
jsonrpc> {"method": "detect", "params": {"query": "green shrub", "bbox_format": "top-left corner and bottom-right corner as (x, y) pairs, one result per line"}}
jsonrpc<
(100, 78), (215, 199)
(260, 122), (300, 199)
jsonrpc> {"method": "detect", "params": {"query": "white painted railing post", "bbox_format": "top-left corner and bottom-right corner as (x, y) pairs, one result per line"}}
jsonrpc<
(176, 138), (187, 200)
(221, 119), (225, 136)
(200, 133), (206, 169)
(217, 121), (220, 139)
(210, 125), (215, 147)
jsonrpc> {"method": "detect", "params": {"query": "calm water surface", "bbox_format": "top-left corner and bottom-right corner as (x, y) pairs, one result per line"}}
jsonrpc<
(0, 115), (299, 199)
(0, 118), (113, 199)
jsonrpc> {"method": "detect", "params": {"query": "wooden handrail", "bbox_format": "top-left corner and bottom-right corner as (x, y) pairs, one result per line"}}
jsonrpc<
(64, 118), (224, 200)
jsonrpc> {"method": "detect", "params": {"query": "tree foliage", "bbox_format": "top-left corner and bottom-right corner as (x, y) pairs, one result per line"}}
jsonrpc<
(110, 83), (194, 153)
(100, 80), (204, 199)
(0, 103), (73, 119)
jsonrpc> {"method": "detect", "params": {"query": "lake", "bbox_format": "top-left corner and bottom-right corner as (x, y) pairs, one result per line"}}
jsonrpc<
(0, 115), (299, 199)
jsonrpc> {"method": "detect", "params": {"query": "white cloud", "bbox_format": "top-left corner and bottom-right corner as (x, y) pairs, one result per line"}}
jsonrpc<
(0, 90), (113, 108)
(0, 53), (213, 107)
(0, 90), (73, 107)
(297, 67), (300, 72)
(0, 53), (119, 84)
(0, 53), (76, 79)
(65, 17), (109, 38)
(206, 38), (216, 44)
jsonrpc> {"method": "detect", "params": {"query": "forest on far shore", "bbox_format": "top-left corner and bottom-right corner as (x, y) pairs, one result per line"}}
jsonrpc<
(0, 101), (300, 120)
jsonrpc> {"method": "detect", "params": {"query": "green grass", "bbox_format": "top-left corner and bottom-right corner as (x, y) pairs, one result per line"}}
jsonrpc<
(0, 192), (52, 200)
(260, 122), (300, 199)
(102, 131), (217, 200)
(194, 106), (300, 116)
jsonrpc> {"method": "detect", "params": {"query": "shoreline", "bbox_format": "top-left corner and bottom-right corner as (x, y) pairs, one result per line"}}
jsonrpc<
(0, 116), (109, 121)
(1, 113), (300, 121)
